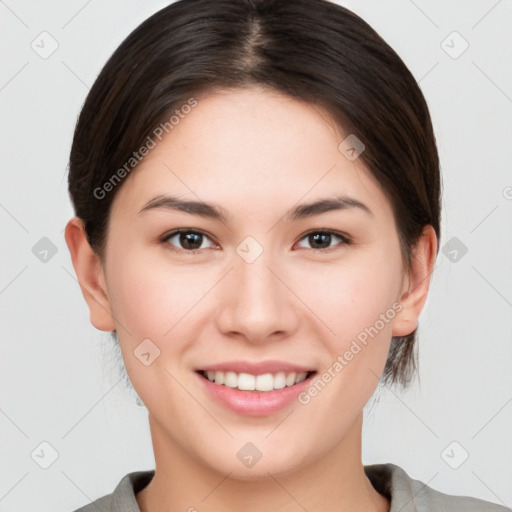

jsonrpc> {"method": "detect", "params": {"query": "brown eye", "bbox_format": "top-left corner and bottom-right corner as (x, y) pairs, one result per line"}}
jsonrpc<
(296, 230), (351, 250)
(162, 230), (215, 251)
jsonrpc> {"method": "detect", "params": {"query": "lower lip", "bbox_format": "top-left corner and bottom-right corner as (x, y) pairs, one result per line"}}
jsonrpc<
(196, 372), (315, 417)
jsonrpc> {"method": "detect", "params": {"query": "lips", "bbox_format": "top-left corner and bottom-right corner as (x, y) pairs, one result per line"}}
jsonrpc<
(194, 360), (317, 415)
(195, 368), (317, 416)
(196, 360), (315, 375)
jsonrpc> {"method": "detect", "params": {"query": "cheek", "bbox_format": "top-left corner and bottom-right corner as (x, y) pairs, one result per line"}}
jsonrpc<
(104, 250), (208, 407)
(291, 253), (403, 409)
(293, 262), (401, 424)
(106, 248), (210, 341)
(293, 254), (402, 343)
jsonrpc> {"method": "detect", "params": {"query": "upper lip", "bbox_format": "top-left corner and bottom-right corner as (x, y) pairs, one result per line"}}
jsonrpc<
(196, 360), (316, 375)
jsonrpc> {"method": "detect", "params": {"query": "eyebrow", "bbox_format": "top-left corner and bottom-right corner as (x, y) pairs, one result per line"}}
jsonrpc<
(138, 194), (373, 221)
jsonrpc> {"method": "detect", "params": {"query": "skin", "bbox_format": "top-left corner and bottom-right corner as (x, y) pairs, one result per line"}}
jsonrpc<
(65, 86), (437, 512)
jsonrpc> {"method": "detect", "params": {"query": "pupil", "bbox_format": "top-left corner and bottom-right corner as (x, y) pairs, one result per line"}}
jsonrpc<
(311, 233), (330, 249)
(181, 232), (202, 249)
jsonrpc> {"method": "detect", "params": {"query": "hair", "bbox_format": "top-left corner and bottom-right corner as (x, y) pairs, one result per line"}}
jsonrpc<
(67, 0), (441, 389)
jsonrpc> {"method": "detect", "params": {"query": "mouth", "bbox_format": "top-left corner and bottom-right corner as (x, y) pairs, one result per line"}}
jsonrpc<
(196, 369), (317, 392)
(194, 362), (319, 416)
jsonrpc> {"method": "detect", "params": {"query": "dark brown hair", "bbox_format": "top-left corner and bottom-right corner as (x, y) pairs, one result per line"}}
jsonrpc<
(67, 0), (441, 388)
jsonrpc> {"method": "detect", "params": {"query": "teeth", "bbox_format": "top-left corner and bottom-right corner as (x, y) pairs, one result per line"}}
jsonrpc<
(201, 370), (310, 391)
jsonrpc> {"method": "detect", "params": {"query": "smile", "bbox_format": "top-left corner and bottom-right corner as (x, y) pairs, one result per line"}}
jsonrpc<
(197, 370), (315, 392)
(195, 368), (317, 416)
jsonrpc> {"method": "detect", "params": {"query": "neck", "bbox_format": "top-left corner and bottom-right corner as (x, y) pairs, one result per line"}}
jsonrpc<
(136, 412), (389, 512)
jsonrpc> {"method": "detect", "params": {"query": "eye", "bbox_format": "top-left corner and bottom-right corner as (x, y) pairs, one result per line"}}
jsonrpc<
(296, 230), (351, 251)
(160, 228), (351, 253)
(161, 229), (218, 252)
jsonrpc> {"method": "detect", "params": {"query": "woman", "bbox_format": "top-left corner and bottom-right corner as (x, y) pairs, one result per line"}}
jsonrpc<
(64, 0), (509, 510)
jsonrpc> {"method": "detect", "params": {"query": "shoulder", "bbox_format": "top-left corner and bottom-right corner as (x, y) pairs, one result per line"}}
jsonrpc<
(364, 463), (510, 512)
(69, 470), (155, 512)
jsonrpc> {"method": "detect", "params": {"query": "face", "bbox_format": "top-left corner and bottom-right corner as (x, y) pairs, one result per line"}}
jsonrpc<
(100, 87), (408, 478)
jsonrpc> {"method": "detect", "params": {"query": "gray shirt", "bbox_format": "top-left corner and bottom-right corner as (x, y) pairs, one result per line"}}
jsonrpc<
(71, 463), (510, 511)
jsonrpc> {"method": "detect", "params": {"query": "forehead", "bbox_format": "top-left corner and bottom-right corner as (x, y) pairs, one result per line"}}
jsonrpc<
(110, 87), (391, 221)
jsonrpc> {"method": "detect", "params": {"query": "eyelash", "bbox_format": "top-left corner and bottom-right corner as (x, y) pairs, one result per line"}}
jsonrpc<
(160, 229), (352, 254)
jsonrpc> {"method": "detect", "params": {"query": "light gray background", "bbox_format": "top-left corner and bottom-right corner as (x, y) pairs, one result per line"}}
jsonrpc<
(1, 1), (511, 511)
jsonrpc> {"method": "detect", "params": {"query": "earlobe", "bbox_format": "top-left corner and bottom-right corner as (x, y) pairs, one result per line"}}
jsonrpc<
(392, 225), (438, 337)
(64, 217), (116, 332)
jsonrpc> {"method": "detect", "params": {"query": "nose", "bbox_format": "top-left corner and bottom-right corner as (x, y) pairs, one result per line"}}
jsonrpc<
(215, 250), (300, 344)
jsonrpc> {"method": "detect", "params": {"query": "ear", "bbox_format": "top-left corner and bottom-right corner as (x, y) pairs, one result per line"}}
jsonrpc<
(64, 217), (116, 331)
(392, 225), (438, 337)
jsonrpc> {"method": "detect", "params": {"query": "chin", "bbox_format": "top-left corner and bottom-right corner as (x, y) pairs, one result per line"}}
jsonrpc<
(201, 443), (309, 481)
